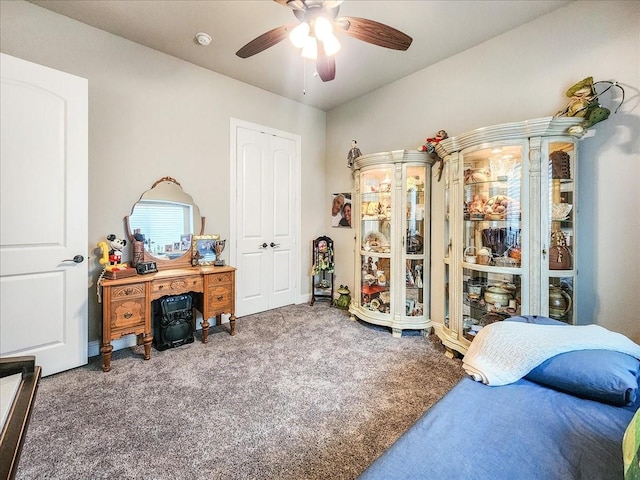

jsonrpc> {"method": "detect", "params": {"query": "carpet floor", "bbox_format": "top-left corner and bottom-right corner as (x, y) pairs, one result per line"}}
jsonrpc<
(15, 303), (464, 480)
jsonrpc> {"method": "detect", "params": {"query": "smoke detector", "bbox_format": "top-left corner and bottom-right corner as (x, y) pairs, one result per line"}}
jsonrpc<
(195, 32), (212, 46)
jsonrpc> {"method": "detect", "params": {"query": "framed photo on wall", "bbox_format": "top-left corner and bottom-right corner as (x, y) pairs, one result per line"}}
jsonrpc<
(191, 234), (220, 266)
(332, 192), (352, 228)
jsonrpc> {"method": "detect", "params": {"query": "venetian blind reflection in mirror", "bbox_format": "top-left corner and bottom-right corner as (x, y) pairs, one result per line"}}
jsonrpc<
(129, 200), (193, 259)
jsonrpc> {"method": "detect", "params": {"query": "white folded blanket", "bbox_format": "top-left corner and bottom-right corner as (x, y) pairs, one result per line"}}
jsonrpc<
(462, 322), (640, 386)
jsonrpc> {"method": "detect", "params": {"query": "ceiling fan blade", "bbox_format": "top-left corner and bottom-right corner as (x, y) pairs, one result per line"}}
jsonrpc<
(336, 16), (412, 51)
(316, 42), (336, 82)
(236, 23), (297, 58)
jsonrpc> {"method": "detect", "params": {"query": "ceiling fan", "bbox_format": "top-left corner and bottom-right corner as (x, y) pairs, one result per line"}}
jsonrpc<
(236, 0), (413, 82)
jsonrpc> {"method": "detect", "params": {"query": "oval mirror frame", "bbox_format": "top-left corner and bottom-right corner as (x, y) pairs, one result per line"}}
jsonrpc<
(125, 177), (205, 270)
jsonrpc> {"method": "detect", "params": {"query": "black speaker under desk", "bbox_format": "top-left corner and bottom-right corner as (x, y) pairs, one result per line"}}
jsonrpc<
(152, 293), (195, 351)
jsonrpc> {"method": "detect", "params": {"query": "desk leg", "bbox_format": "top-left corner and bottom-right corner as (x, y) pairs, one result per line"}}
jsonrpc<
(143, 333), (153, 360)
(230, 314), (236, 336)
(100, 343), (113, 372)
(202, 317), (210, 344)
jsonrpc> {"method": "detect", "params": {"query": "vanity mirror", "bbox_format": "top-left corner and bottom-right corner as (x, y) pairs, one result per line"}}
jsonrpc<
(125, 177), (205, 270)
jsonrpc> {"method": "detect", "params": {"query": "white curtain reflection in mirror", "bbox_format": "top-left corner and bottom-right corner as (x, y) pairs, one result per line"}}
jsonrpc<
(129, 200), (193, 257)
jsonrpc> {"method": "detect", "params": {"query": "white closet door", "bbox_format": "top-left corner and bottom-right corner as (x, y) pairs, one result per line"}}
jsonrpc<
(233, 121), (299, 317)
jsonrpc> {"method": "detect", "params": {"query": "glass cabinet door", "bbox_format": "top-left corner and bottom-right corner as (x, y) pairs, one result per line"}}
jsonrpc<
(545, 140), (577, 323)
(404, 165), (427, 318)
(460, 144), (524, 342)
(360, 167), (393, 315)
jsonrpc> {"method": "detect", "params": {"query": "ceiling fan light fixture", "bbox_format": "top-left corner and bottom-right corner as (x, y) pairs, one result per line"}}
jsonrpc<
(322, 33), (341, 56)
(314, 16), (333, 41)
(289, 21), (310, 48)
(301, 36), (318, 60)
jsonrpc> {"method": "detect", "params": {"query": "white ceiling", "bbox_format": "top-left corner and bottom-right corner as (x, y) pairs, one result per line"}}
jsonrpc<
(29, 0), (572, 111)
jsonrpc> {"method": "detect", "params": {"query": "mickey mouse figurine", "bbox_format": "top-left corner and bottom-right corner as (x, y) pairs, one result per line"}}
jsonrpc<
(98, 234), (128, 270)
(106, 234), (126, 265)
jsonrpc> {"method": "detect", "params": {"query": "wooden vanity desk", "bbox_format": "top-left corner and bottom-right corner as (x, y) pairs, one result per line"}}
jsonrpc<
(100, 265), (236, 372)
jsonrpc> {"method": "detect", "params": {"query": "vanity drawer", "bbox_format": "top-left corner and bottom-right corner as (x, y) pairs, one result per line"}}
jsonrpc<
(152, 276), (203, 296)
(209, 272), (233, 286)
(109, 299), (146, 334)
(111, 283), (145, 299)
(207, 285), (232, 313)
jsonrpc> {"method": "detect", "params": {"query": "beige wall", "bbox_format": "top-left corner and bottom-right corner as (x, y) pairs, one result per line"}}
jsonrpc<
(326, 1), (640, 341)
(1, 1), (327, 345)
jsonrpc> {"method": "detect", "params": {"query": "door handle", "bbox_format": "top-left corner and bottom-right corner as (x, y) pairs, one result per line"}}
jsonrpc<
(259, 243), (268, 249)
(63, 255), (84, 263)
(270, 242), (280, 248)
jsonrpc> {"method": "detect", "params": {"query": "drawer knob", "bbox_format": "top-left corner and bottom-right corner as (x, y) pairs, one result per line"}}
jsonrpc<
(124, 312), (133, 319)
(217, 295), (223, 301)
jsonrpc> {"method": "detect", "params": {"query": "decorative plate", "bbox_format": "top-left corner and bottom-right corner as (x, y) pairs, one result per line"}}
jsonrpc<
(552, 203), (573, 221)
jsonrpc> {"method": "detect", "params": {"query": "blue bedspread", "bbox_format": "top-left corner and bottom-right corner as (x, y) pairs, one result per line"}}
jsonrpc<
(359, 376), (639, 480)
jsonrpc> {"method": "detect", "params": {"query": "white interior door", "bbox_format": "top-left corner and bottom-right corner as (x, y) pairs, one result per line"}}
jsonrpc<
(0, 53), (88, 377)
(232, 120), (299, 317)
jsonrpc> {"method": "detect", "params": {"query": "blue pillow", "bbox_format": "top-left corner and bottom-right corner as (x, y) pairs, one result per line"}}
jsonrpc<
(525, 349), (640, 406)
(504, 316), (640, 405)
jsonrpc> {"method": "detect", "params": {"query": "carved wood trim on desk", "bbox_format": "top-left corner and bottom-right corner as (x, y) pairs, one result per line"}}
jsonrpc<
(99, 265), (236, 372)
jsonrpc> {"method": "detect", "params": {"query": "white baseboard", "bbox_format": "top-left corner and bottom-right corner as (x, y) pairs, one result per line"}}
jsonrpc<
(299, 293), (338, 305)
(298, 293), (312, 304)
(88, 336), (136, 358)
(88, 316), (227, 358)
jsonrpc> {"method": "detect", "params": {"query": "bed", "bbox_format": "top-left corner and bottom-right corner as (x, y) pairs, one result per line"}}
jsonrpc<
(359, 317), (640, 480)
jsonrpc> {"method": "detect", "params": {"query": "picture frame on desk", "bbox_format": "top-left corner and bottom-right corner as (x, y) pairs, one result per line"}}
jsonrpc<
(180, 234), (192, 251)
(192, 234), (219, 266)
